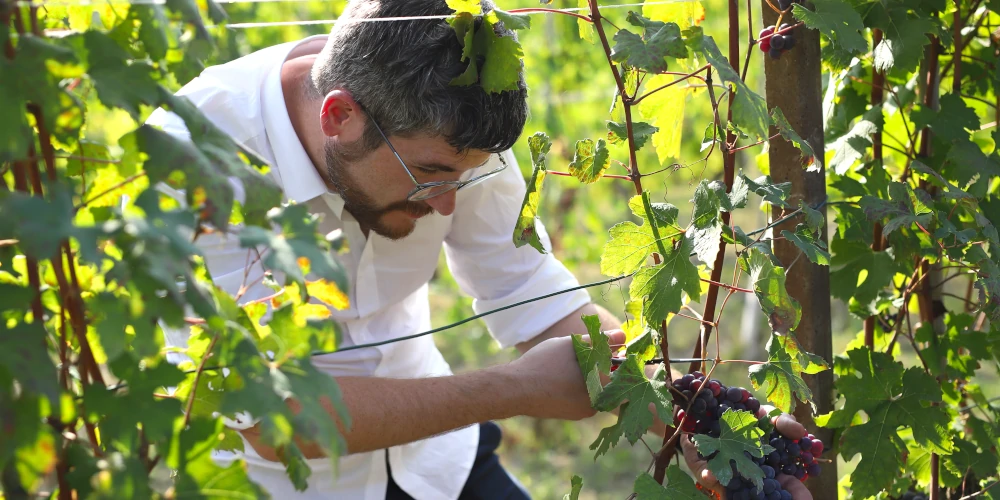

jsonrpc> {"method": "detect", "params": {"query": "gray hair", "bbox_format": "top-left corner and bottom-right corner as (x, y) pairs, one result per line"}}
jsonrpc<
(311, 0), (528, 154)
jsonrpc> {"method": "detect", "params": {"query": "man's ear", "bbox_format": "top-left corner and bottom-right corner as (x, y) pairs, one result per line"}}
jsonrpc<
(319, 89), (364, 141)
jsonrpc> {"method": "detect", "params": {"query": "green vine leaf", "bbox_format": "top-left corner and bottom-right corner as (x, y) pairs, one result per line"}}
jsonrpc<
(607, 120), (659, 150)
(590, 402), (628, 459)
(743, 174), (792, 208)
(238, 203), (350, 301)
(691, 409), (774, 491)
(816, 348), (953, 499)
(633, 468), (703, 499)
(513, 132), (551, 253)
(610, 13), (687, 73)
(770, 107), (817, 170)
(629, 235), (702, 326)
(688, 180), (725, 267)
(781, 224), (831, 266)
(739, 245), (801, 334)
(870, 9), (935, 74)
(860, 182), (935, 236)
(593, 355), (672, 445)
(684, 26), (769, 141)
(829, 239), (897, 312)
(572, 314), (612, 406)
(792, 0), (867, 54)
(749, 333), (829, 413)
(568, 138), (612, 184)
(475, 10), (524, 94)
(829, 105), (883, 175)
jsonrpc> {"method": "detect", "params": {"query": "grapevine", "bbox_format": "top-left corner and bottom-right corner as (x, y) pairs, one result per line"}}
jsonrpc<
(1, 0), (999, 498)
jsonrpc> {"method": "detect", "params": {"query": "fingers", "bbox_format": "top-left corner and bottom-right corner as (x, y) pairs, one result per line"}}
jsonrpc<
(681, 435), (725, 495)
(772, 413), (807, 441)
(605, 329), (627, 350)
(777, 474), (814, 500)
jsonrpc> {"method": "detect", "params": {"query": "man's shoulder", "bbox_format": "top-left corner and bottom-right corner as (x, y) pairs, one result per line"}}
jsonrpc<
(145, 39), (308, 145)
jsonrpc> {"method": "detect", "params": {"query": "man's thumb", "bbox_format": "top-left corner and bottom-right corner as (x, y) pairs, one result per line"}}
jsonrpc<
(604, 329), (627, 350)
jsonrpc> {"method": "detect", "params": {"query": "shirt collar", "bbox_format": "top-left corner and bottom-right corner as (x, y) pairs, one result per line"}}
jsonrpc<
(259, 35), (346, 218)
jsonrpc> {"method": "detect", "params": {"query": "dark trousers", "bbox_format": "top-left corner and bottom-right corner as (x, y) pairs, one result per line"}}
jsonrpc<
(385, 422), (531, 500)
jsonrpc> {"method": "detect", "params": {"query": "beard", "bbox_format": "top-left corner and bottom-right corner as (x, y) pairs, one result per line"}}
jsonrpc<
(323, 139), (434, 240)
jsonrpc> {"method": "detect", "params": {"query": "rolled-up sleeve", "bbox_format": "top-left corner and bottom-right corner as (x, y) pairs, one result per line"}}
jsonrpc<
(443, 150), (592, 348)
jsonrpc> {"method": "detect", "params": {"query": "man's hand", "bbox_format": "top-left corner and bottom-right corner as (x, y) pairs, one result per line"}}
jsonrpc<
(509, 330), (626, 420)
(680, 408), (814, 500)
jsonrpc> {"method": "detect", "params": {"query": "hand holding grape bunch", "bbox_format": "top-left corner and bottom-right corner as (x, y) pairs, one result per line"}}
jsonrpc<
(673, 372), (820, 499)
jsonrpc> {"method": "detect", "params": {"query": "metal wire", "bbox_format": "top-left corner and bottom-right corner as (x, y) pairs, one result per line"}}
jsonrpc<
(24, 0), (700, 30)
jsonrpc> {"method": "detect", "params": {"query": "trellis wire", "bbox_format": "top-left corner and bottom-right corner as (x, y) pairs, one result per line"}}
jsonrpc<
(24, 0), (700, 30)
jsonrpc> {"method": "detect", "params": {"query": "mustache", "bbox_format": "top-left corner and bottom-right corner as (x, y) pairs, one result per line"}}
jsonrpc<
(383, 200), (434, 217)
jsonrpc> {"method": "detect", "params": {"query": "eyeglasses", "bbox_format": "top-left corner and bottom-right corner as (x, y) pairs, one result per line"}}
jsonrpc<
(361, 106), (509, 201)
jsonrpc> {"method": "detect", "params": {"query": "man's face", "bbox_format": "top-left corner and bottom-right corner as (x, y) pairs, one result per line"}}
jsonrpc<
(323, 133), (492, 240)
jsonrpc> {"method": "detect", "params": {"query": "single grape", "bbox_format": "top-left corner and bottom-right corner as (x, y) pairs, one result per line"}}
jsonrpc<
(766, 452), (781, 467)
(793, 467), (805, 480)
(733, 402), (747, 411)
(709, 380), (723, 397)
(740, 389), (751, 403)
(692, 371), (705, 379)
(726, 387), (743, 402)
(806, 462), (821, 476)
(763, 478), (778, 494)
(780, 490), (792, 500)
(766, 491), (781, 500)
(799, 437), (812, 450)
(810, 440), (824, 456)
(692, 398), (708, 414)
(786, 441), (801, 458)
(758, 27), (773, 53)
(800, 451), (813, 464)
(761, 465), (775, 479)
(783, 35), (795, 50)
(770, 438), (786, 451)
(782, 464), (796, 475)
(770, 34), (786, 50)
(681, 389), (693, 401)
(746, 398), (761, 413)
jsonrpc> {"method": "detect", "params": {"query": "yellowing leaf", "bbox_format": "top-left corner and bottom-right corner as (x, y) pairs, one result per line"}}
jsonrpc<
(638, 76), (688, 165)
(293, 303), (332, 325)
(643, 0), (705, 30)
(306, 279), (349, 310)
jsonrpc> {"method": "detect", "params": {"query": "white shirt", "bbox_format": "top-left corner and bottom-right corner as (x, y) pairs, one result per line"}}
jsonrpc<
(147, 35), (591, 499)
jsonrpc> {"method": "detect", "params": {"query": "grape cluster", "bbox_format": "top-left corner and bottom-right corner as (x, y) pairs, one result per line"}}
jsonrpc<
(725, 464), (792, 500)
(670, 372), (824, 500)
(758, 24), (795, 60)
(671, 371), (762, 438)
(760, 430), (823, 481)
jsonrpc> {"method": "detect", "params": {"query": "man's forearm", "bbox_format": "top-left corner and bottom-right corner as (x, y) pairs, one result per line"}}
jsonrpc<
(243, 364), (528, 459)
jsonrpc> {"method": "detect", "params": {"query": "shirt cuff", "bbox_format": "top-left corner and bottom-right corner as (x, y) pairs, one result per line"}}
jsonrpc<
(474, 256), (592, 349)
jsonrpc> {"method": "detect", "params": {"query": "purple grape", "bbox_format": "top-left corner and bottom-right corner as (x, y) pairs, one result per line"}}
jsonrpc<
(799, 437), (812, 450)
(746, 398), (761, 413)
(766, 492), (781, 500)
(782, 464), (796, 475)
(807, 462), (821, 476)
(761, 465), (775, 479)
(780, 491), (792, 500)
(786, 441), (801, 457)
(793, 466), (805, 480)
(768, 47), (782, 59)
(770, 34), (786, 50)
(800, 451), (813, 463)
(726, 387), (743, 402)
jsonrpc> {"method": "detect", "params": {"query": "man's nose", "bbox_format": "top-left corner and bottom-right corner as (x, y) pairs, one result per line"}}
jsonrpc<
(424, 189), (457, 216)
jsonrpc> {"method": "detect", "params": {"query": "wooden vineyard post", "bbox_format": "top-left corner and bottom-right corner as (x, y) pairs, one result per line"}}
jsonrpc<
(760, 3), (838, 498)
